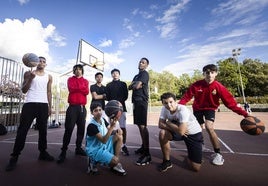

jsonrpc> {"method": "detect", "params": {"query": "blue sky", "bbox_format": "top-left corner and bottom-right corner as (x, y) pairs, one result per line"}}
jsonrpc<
(1, 0), (268, 82)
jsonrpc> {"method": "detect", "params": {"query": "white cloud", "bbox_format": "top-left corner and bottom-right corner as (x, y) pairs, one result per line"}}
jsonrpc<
(120, 18), (141, 49)
(0, 18), (65, 65)
(133, 32), (140, 37)
(163, 41), (236, 76)
(119, 38), (135, 49)
(123, 18), (134, 32)
(156, 0), (190, 39)
(210, 29), (252, 41)
(149, 4), (158, 10)
(167, 17), (268, 77)
(206, 0), (268, 30)
(104, 50), (124, 69)
(51, 58), (76, 76)
(99, 39), (112, 47)
(156, 22), (177, 39)
(207, 21), (268, 48)
(132, 8), (139, 16)
(17, 0), (30, 5)
(139, 11), (154, 19)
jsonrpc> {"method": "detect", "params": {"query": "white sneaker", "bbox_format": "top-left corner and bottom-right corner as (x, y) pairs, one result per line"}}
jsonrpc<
(211, 153), (224, 165)
(112, 163), (127, 176)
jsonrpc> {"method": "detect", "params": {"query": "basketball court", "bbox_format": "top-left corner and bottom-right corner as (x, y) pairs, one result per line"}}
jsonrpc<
(0, 112), (267, 186)
(1, 40), (267, 185)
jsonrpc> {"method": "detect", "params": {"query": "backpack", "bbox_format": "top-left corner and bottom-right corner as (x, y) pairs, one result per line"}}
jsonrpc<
(0, 124), (7, 135)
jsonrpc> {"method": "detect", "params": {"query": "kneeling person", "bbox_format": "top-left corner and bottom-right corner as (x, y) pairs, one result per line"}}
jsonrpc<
(85, 102), (126, 176)
(158, 92), (203, 172)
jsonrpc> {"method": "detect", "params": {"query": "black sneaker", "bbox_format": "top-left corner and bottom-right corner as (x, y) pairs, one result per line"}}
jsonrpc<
(75, 148), (87, 156)
(134, 146), (144, 155)
(5, 156), (18, 172)
(158, 160), (172, 172)
(136, 155), (151, 166)
(57, 150), (66, 164)
(38, 151), (54, 161)
(121, 146), (129, 156)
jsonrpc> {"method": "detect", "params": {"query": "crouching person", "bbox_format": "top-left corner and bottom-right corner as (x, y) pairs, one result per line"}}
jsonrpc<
(85, 102), (126, 176)
(158, 92), (203, 172)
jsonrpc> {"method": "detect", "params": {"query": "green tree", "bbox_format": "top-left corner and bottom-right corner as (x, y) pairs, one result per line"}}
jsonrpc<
(148, 70), (161, 101)
(192, 69), (203, 82)
(177, 73), (192, 97)
(148, 58), (268, 105)
(217, 58), (268, 98)
(243, 59), (268, 96)
(217, 58), (247, 96)
(148, 70), (181, 100)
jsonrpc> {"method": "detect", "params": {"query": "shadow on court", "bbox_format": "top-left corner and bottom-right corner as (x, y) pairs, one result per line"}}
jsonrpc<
(0, 112), (267, 186)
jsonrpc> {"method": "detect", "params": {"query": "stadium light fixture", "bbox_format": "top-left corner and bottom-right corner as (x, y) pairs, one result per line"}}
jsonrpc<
(232, 48), (246, 103)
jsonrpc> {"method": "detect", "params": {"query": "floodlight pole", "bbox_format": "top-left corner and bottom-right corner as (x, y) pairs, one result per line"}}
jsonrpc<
(232, 48), (246, 104)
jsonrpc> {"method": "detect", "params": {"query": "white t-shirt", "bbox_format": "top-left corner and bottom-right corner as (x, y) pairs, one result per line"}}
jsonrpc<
(26, 73), (49, 103)
(159, 104), (202, 135)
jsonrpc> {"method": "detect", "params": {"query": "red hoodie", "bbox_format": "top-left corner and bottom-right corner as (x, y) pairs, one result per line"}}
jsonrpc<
(67, 76), (89, 105)
(179, 79), (248, 117)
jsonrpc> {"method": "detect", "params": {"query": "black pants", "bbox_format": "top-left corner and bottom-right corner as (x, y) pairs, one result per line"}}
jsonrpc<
(11, 103), (49, 156)
(61, 105), (86, 151)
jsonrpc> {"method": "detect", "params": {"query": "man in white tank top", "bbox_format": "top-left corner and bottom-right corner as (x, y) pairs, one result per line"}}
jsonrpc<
(6, 56), (54, 171)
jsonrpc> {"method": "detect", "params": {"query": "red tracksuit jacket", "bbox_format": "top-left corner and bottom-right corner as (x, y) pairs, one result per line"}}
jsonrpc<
(67, 76), (89, 105)
(179, 79), (248, 117)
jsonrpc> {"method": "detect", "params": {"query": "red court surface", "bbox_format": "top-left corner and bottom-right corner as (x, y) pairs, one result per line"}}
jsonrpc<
(0, 112), (267, 186)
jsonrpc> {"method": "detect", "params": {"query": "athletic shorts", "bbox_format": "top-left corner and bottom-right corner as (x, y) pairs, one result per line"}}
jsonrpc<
(92, 136), (114, 165)
(133, 101), (148, 126)
(118, 112), (126, 128)
(172, 132), (203, 164)
(194, 110), (215, 125)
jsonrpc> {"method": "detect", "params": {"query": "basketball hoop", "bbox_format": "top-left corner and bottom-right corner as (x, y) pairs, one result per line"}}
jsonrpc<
(78, 39), (105, 72)
(91, 61), (104, 71)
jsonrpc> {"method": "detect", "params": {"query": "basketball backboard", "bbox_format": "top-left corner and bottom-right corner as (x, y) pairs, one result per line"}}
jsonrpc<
(77, 39), (104, 71)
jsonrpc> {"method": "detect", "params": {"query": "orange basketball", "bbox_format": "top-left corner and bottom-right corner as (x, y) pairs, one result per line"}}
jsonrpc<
(240, 116), (265, 135)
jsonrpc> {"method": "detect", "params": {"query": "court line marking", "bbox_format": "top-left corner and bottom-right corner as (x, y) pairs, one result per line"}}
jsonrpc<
(218, 137), (235, 153)
(1, 141), (267, 157)
(1, 130), (267, 157)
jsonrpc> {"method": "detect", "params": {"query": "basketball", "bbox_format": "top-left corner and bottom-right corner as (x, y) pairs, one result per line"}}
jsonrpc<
(22, 53), (39, 67)
(240, 116), (265, 135)
(105, 100), (123, 119)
